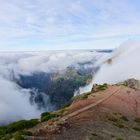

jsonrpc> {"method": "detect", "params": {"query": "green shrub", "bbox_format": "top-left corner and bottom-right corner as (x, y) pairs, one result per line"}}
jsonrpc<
(81, 92), (91, 100)
(96, 84), (107, 91)
(41, 112), (50, 118)
(14, 130), (32, 136)
(93, 83), (108, 93)
(91, 132), (97, 136)
(116, 138), (124, 140)
(0, 129), (4, 138)
(61, 103), (71, 109)
(0, 134), (12, 140)
(81, 94), (88, 99)
(0, 126), (12, 139)
(0, 137), (6, 140)
(108, 116), (126, 128)
(108, 117), (118, 122)
(0, 126), (7, 136)
(14, 130), (32, 140)
(57, 109), (65, 116)
(14, 134), (23, 140)
(134, 117), (140, 123)
(41, 112), (56, 122)
(113, 122), (125, 128)
(133, 127), (140, 132)
(113, 112), (118, 115)
(7, 119), (39, 133)
(120, 116), (129, 121)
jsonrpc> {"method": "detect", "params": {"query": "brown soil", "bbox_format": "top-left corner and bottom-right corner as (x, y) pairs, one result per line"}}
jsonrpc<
(28, 85), (140, 140)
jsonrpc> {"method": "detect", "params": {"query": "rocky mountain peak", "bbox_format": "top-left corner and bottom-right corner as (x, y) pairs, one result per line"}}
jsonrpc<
(119, 78), (140, 90)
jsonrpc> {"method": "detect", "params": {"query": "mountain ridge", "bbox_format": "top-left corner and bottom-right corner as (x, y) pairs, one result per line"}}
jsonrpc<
(27, 80), (140, 140)
(1, 79), (140, 140)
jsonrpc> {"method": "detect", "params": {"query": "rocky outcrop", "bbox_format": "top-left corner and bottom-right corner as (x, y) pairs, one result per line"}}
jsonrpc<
(119, 78), (140, 90)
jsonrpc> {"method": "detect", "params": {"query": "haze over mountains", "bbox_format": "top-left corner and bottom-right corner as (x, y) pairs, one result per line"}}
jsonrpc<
(0, 40), (140, 125)
(0, 50), (105, 124)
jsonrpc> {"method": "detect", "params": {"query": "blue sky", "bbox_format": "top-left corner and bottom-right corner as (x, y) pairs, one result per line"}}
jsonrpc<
(0, 0), (140, 51)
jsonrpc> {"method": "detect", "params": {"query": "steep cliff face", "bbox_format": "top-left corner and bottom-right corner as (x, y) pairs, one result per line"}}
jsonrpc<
(16, 67), (93, 110)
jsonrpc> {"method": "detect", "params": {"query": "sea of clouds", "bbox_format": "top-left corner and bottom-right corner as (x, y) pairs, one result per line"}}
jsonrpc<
(0, 50), (102, 124)
(1, 40), (140, 124)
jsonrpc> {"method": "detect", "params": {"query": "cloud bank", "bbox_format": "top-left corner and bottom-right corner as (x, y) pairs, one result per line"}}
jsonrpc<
(1, 40), (140, 124)
(0, 76), (40, 124)
(0, 50), (102, 124)
(94, 40), (140, 84)
(0, 51), (101, 77)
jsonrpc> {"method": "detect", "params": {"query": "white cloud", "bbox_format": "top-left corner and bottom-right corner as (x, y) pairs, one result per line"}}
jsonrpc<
(0, 50), (102, 123)
(0, 51), (101, 76)
(0, 76), (40, 124)
(0, 40), (140, 123)
(94, 40), (140, 84)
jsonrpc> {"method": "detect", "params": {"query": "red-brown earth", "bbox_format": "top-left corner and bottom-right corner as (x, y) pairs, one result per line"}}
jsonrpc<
(27, 82), (140, 140)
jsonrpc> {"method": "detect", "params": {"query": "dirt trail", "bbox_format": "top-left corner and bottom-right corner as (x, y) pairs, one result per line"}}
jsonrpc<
(61, 88), (121, 120)
(27, 87), (121, 139)
(26, 85), (140, 140)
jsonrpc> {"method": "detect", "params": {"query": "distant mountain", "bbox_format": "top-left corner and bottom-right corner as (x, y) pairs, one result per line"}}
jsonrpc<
(0, 50), (108, 124)
(15, 64), (96, 110)
(118, 78), (140, 90)
(95, 49), (113, 53)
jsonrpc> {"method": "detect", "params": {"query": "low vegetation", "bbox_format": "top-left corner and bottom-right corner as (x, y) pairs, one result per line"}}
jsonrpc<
(134, 117), (140, 123)
(81, 92), (91, 100)
(120, 116), (129, 121)
(92, 83), (108, 93)
(116, 138), (124, 140)
(108, 116), (126, 128)
(41, 112), (57, 122)
(1, 82), (139, 140)
(61, 102), (71, 109)
(96, 83), (107, 91)
(0, 111), (60, 139)
(108, 117), (118, 122)
(113, 122), (125, 128)
(14, 130), (32, 140)
(0, 119), (38, 139)
(55, 102), (71, 116)
(7, 119), (39, 133)
(133, 127), (140, 132)
(91, 132), (97, 136)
